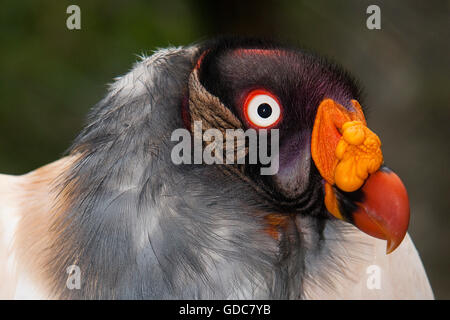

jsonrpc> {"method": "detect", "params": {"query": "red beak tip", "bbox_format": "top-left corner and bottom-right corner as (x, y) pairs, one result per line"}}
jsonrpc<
(386, 237), (402, 254)
(353, 168), (410, 254)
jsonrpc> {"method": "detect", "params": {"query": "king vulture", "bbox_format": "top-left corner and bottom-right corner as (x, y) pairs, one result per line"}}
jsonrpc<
(0, 38), (433, 299)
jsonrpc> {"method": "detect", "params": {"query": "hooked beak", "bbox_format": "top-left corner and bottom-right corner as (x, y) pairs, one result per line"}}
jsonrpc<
(350, 166), (410, 253)
(311, 99), (410, 254)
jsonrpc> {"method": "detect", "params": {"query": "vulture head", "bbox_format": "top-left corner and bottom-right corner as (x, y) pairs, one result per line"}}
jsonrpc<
(2, 37), (426, 300)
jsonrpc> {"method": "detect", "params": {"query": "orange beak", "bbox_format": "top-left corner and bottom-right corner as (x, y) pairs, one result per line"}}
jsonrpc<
(312, 99), (410, 254)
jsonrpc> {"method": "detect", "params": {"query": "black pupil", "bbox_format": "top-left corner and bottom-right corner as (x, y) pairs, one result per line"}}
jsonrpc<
(257, 103), (272, 118)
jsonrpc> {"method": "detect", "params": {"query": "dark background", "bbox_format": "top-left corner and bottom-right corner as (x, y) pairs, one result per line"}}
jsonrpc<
(0, 0), (448, 298)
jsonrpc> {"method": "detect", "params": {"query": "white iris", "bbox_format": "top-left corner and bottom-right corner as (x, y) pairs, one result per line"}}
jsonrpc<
(246, 94), (281, 127)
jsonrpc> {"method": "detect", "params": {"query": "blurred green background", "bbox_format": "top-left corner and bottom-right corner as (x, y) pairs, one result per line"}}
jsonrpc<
(0, 0), (448, 298)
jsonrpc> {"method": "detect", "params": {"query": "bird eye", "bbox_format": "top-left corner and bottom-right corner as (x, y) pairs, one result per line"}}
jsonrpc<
(244, 90), (282, 128)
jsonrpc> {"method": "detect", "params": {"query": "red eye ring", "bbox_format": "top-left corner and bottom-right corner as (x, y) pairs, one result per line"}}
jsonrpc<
(243, 89), (282, 129)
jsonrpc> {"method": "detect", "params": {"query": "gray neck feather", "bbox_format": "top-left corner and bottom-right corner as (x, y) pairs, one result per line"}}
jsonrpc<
(47, 46), (358, 299)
